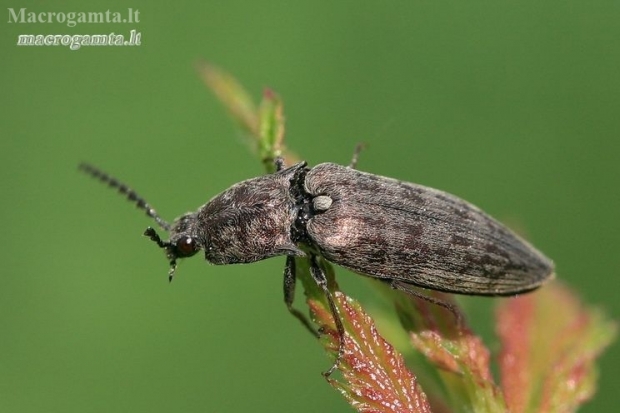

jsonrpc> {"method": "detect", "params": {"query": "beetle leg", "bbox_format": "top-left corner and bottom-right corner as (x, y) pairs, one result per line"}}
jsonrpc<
(274, 156), (285, 172)
(390, 280), (463, 327)
(348, 142), (366, 169)
(144, 226), (178, 282)
(283, 256), (319, 338)
(309, 254), (345, 378)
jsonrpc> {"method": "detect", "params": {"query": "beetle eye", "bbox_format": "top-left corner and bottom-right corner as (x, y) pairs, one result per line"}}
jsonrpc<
(176, 236), (198, 257)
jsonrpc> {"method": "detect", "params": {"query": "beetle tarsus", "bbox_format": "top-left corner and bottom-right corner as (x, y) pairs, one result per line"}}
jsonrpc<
(308, 255), (345, 378)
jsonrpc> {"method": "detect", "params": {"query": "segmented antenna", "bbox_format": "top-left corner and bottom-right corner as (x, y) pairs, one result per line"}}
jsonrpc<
(78, 163), (172, 231)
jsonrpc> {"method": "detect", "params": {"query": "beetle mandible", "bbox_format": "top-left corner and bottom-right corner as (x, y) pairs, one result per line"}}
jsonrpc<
(79, 151), (554, 377)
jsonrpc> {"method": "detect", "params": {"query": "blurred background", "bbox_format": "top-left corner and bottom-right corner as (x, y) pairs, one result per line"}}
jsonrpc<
(2, 1), (618, 412)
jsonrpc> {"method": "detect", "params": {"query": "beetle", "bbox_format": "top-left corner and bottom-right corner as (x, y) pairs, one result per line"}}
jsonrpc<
(79, 153), (554, 376)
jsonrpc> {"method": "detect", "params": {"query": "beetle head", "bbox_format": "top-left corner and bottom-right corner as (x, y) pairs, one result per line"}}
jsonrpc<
(144, 213), (202, 281)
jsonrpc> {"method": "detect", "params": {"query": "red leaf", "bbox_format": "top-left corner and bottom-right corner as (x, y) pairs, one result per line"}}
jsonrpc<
(395, 290), (506, 413)
(497, 282), (617, 413)
(310, 292), (433, 413)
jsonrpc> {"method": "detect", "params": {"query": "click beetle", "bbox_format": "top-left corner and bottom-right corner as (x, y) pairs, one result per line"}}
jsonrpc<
(79, 152), (554, 376)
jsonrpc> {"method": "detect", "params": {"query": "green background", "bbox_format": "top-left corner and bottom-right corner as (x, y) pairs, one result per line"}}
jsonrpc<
(2, 1), (618, 412)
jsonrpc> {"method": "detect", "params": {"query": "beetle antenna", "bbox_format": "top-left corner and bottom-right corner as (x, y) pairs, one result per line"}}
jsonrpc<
(78, 163), (172, 231)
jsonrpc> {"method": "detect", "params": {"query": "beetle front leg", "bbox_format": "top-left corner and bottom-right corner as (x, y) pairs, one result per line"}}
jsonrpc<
(283, 255), (319, 338)
(308, 254), (345, 378)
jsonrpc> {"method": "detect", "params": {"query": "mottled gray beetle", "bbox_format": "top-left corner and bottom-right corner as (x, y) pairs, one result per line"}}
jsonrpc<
(79, 154), (554, 376)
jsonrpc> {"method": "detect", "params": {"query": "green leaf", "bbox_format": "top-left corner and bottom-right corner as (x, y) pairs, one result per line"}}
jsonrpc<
(258, 89), (286, 172)
(195, 60), (258, 136)
(196, 61), (298, 169)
